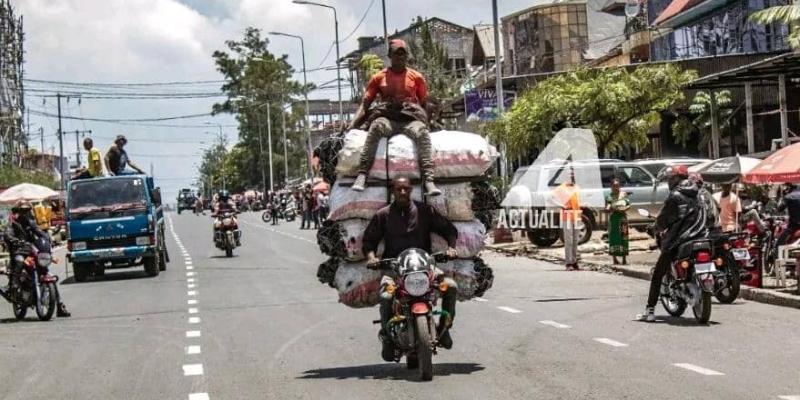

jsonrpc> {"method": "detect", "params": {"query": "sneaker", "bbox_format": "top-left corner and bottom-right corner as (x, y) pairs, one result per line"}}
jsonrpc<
(424, 181), (442, 196)
(351, 174), (367, 192)
(637, 307), (655, 322)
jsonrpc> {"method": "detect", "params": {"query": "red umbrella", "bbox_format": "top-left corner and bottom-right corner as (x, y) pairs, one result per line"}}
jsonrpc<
(312, 180), (330, 194)
(743, 142), (800, 184)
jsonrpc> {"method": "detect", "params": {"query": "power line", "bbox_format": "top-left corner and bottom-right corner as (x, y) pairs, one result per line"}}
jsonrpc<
(23, 78), (225, 87)
(29, 109), (213, 122)
(339, 0), (376, 43)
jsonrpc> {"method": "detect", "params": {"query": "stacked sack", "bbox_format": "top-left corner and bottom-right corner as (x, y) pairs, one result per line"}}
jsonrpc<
(316, 129), (498, 308)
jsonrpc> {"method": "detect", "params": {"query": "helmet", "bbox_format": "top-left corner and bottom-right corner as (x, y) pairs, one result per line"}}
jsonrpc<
(218, 190), (230, 201)
(12, 199), (32, 212)
(657, 164), (689, 182)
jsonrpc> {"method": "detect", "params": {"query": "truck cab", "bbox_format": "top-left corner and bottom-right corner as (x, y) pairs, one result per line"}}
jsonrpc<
(176, 188), (196, 214)
(65, 175), (169, 282)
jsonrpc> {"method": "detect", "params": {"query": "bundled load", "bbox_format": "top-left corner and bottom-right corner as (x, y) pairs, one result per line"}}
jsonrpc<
(316, 129), (499, 308)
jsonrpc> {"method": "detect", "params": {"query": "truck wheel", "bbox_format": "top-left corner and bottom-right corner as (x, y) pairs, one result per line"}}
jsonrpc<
(178, 208), (182, 215)
(527, 230), (560, 247)
(73, 262), (91, 282)
(558, 214), (594, 245)
(144, 254), (160, 277)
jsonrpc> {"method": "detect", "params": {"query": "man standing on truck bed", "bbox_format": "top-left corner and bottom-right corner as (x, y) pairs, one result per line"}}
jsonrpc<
(104, 134), (144, 176)
(347, 39), (441, 196)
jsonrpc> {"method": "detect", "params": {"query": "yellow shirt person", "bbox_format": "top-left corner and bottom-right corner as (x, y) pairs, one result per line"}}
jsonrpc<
(87, 146), (103, 177)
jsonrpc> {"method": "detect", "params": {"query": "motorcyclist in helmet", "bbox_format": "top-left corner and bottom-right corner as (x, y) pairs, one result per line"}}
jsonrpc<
(3, 200), (71, 317)
(211, 190), (240, 245)
(639, 165), (707, 322)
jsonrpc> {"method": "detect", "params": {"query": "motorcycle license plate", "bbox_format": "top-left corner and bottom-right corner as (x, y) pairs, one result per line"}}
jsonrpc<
(731, 248), (750, 261)
(694, 262), (715, 273)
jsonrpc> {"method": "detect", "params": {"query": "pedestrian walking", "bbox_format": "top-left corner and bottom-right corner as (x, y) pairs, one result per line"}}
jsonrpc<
(605, 178), (630, 265)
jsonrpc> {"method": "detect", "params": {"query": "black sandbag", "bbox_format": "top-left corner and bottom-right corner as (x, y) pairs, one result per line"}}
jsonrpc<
(314, 134), (344, 185)
(316, 257), (340, 288)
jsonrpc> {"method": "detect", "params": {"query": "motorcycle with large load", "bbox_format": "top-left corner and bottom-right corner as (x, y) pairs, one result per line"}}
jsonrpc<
(368, 249), (453, 381)
(0, 236), (59, 321)
(213, 210), (241, 257)
(640, 209), (715, 323)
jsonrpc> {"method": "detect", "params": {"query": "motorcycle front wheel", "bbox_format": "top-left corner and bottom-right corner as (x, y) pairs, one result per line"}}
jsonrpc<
(693, 291), (712, 324)
(415, 315), (434, 381)
(660, 290), (687, 317)
(261, 211), (271, 223)
(12, 299), (27, 320)
(36, 282), (56, 321)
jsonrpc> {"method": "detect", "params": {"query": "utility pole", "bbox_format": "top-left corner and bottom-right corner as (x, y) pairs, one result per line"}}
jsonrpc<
(267, 103), (274, 191)
(492, 0), (508, 186)
(256, 108), (268, 194)
(382, 0), (389, 53)
(69, 129), (91, 167)
(56, 93), (64, 191)
(281, 91), (289, 184)
(39, 127), (43, 153)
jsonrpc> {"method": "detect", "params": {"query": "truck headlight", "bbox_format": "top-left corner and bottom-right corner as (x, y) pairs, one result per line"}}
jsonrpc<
(136, 236), (151, 246)
(72, 241), (87, 251)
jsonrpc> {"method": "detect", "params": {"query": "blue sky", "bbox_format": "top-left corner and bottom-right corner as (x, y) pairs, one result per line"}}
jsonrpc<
(18, 0), (543, 199)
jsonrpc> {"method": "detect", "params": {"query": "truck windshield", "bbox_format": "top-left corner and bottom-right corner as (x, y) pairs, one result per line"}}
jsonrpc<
(69, 178), (147, 214)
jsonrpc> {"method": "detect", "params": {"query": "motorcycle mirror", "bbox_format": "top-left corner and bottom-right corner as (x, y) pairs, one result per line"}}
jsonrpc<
(637, 208), (651, 218)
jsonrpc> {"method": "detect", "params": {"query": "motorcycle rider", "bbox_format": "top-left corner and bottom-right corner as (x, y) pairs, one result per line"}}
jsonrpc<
(347, 39), (441, 196)
(362, 176), (458, 361)
(639, 165), (707, 322)
(211, 190), (240, 246)
(4, 200), (70, 317)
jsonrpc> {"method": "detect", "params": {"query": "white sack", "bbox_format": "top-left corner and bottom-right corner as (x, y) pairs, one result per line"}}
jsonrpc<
(440, 259), (480, 301)
(334, 261), (382, 308)
(336, 130), (498, 179)
(432, 220), (486, 259)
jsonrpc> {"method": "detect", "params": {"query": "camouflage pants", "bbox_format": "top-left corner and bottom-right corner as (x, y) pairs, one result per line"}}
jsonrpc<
(358, 117), (435, 182)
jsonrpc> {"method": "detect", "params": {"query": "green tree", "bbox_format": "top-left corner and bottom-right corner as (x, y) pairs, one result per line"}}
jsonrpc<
(750, 1), (799, 49)
(488, 65), (697, 158)
(203, 27), (310, 192)
(672, 90), (733, 152)
(357, 53), (384, 89)
(406, 17), (464, 101)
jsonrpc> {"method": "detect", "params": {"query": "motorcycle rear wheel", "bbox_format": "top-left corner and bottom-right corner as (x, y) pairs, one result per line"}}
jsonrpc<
(406, 354), (419, 369)
(225, 247), (233, 258)
(661, 294), (687, 317)
(415, 315), (434, 381)
(693, 291), (712, 324)
(36, 282), (56, 321)
(714, 264), (740, 304)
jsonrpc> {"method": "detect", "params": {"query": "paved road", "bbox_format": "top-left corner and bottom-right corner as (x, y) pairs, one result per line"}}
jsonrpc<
(2, 211), (799, 400)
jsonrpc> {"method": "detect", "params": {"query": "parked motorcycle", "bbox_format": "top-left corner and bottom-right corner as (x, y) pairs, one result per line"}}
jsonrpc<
(213, 210), (241, 257)
(709, 231), (749, 304)
(367, 249), (453, 381)
(639, 209), (714, 323)
(0, 236), (58, 321)
(261, 203), (296, 223)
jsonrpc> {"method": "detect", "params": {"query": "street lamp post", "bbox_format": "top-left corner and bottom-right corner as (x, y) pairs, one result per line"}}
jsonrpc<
(205, 122), (227, 190)
(269, 31), (313, 179)
(291, 0), (343, 123)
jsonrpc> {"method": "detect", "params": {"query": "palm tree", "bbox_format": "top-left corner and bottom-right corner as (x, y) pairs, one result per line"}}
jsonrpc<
(750, 1), (800, 49)
(672, 90), (733, 154)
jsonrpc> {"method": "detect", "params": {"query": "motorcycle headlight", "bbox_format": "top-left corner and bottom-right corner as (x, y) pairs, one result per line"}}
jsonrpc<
(37, 252), (52, 267)
(223, 218), (233, 226)
(404, 272), (430, 297)
(214, 220), (222, 228)
(136, 236), (151, 246)
(72, 241), (87, 251)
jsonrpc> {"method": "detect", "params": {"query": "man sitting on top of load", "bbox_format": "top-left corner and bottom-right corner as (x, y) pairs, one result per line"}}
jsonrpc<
(346, 39), (441, 196)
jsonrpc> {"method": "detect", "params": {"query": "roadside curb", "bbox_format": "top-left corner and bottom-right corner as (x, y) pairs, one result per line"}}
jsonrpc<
(489, 245), (800, 310)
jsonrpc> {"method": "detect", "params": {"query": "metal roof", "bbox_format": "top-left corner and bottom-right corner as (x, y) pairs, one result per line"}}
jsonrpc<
(690, 52), (800, 89)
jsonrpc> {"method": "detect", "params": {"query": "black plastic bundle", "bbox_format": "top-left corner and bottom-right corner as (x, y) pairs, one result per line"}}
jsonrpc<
(472, 257), (494, 297)
(316, 219), (346, 259)
(314, 134), (344, 185)
(316, 257), (340, 288)
(471, 180), (500, 230)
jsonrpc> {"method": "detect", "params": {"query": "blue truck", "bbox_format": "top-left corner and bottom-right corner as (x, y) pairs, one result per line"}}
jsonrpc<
(65, 175), (169, 282)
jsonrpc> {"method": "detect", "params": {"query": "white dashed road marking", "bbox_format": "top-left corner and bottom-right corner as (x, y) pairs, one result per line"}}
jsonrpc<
(189, 317), (201, 324)
(186, 330), (201, 338)
(189, 393), (210, 400)
(497, 306), (522, 314)
(188, 290), (197, 296)
(182, 364), (204, 376)
(672, 363), (725, 376)
(187, 278), (195, 283)
(188, 299), (197, 305)
(593, 338), (628, 347)
(188, 308), (199, 314)
(188, 284), (196, 289)
(186, 272), (195, 277)
(779, 396), (800, 400)
(186, 345), (201, 355)
(539, 320), (571, 329)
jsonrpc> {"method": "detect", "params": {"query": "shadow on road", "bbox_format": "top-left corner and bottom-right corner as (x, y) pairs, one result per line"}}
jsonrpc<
(298, 363), (484, 381)
(61, 270), (151, 285)
(209, 255), (239, 259)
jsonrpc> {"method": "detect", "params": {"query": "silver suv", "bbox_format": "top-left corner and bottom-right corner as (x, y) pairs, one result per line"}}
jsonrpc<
(508, 159), (670, 247)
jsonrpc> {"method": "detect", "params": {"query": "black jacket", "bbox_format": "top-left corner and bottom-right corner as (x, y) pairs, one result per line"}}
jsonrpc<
(4, 217), (46, 255)
(362, 201), (457, 259)
(779, 187), (800, 226)
(655, 179), (707, 253)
